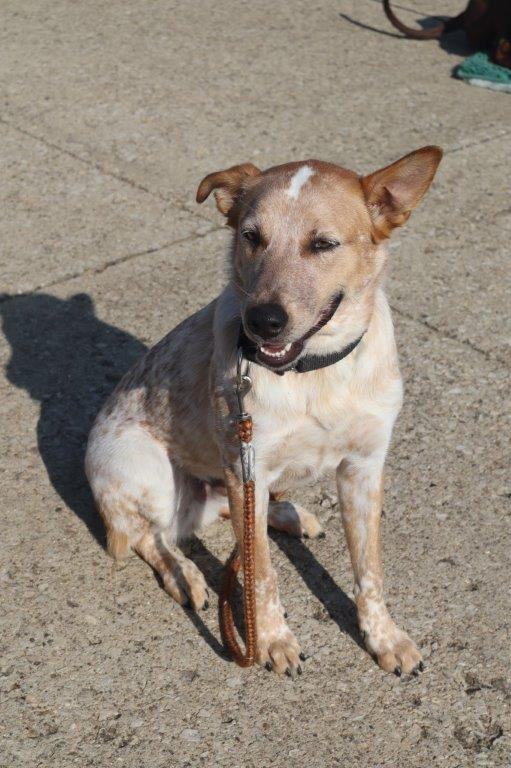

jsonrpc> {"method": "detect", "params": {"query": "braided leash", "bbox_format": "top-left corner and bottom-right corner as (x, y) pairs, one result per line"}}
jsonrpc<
(219, 351), (257, 666)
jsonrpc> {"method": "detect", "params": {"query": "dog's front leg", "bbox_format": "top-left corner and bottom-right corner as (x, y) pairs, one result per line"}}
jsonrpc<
(337, 456), (423, 676)
(223, 466), (303, 675)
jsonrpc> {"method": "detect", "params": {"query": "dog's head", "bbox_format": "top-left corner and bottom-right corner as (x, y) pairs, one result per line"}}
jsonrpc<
(197, 147), (442, 371)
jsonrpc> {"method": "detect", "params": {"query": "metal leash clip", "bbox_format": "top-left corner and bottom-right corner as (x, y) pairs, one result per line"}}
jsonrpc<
(235, 347), (252, 417)
(235, 348), (254, 484)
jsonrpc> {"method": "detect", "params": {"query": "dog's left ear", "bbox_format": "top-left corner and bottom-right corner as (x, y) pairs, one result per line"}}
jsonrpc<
(196, 163), (261, 223)
(361, 146), (442, 241)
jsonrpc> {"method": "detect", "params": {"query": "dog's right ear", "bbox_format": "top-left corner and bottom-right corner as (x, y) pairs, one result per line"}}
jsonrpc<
(196, 163), (261, 221)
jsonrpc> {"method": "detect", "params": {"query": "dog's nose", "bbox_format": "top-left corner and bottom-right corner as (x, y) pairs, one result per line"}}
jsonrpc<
(245, 302), (288, 340)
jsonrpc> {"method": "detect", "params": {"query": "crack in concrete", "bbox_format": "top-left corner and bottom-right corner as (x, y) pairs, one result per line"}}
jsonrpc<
(445, 128), (511, 156)
(0, 116), (214, 226)
(2, 112), (508, 225)
(0, 225), (224, 303)
(390, 303), (509, 369)
(2, 258), (506, 371)
(1, 115), (508, 369)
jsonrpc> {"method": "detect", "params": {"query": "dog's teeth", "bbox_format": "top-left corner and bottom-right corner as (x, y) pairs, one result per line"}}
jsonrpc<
(260, 345), (287, 359)
(284, 343), (292, 352)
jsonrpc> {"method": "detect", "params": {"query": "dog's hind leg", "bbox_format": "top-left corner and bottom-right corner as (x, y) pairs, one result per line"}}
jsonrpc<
(135, 530), (209, 609)
(133, 470), (225, 609)
(86, 424), (215, 610)
(268, 492), (324, 539)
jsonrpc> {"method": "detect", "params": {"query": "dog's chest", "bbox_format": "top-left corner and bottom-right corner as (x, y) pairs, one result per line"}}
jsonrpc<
(248, 366), (378, 487)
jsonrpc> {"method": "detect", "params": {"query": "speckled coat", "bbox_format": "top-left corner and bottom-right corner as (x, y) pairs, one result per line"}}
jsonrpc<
(86, 147), (442, 675)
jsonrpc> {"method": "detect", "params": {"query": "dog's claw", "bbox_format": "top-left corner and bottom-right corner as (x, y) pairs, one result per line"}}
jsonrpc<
(394, 665), (402, 677)
(299, 652), (307, 662)
(317, 531), (326, 539)
(286, 666), (299, 680)
(297, 665), (302, 675)
(418, 661), (425, 672)
(203, 600), (209, 610)
(265, 661), (273, 672)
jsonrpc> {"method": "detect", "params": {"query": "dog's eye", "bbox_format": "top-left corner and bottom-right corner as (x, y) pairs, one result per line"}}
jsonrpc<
(310, 238), (340, 253)
(242, 229), (260, 247)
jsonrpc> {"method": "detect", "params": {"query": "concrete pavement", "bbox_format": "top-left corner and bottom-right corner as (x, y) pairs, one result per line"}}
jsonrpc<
(1, 1), (510, 766)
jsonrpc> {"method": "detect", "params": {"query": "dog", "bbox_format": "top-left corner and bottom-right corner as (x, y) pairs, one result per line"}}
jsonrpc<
(383, 0), (511, 68)
(85, 146), (442, 676)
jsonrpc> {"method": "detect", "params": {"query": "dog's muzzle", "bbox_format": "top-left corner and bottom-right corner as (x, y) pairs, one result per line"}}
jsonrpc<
(242, 291), (345, 372)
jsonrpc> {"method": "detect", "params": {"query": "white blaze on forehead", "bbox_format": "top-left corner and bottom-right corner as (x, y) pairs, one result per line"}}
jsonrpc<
(286, 165), (314, 200)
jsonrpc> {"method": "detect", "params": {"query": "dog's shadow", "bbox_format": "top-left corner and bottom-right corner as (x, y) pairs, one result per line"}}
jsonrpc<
(1, 292), (361, 660)
(270, 530), (362, 649)
(190, 530), (362, 664)
(0, 291), (223, 654)
(0, 292), (146, 546)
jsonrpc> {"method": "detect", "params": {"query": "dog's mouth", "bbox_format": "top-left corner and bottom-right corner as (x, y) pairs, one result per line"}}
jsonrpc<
(254, 291), (344, 370)
(257, 339), (304, 369)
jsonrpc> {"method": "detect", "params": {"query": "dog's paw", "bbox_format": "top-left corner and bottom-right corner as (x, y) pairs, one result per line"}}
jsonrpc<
(163, 558), (209, 611)
(257, 622), (303, 676)
(363, 621), (423, 676)
(268, 500), (324, 539)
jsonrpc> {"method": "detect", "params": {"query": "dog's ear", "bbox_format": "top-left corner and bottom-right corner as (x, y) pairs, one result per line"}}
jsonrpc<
(361, 146), (442, 241)
(196, 163), (261, 221)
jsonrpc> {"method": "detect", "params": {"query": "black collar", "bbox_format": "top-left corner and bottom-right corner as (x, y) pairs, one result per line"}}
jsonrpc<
(238, 327), (364, 375)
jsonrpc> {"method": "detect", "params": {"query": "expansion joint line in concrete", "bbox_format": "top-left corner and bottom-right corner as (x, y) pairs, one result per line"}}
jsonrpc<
(389, 303), (509, 369)
(0, 116), (214, 225)
(0, 117), (509, 368)
(1, 274), (506, 371)
(0, 225), (224, 301)
(446, 128), (511, 156)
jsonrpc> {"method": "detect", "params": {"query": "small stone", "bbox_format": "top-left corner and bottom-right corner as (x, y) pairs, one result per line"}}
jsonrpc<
(180, 669), (199, 683)
(42, 722), (58, 736)
(180, 728), (201, 742)
(97, 724), (117, 742)
(98, 708), (120, 722)
(437, 557), (456, 566)
(465, 672), (487, 694)
(312, 604), (331, 622)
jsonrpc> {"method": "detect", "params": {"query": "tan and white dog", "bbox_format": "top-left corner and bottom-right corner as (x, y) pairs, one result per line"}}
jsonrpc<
(86, 146), (442, 676)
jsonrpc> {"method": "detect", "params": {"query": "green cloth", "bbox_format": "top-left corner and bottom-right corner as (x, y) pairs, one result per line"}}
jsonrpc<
(456, 52), (511, 92)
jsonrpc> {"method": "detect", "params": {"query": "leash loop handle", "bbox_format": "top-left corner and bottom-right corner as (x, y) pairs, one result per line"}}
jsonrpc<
(219, 352), (257, 667)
